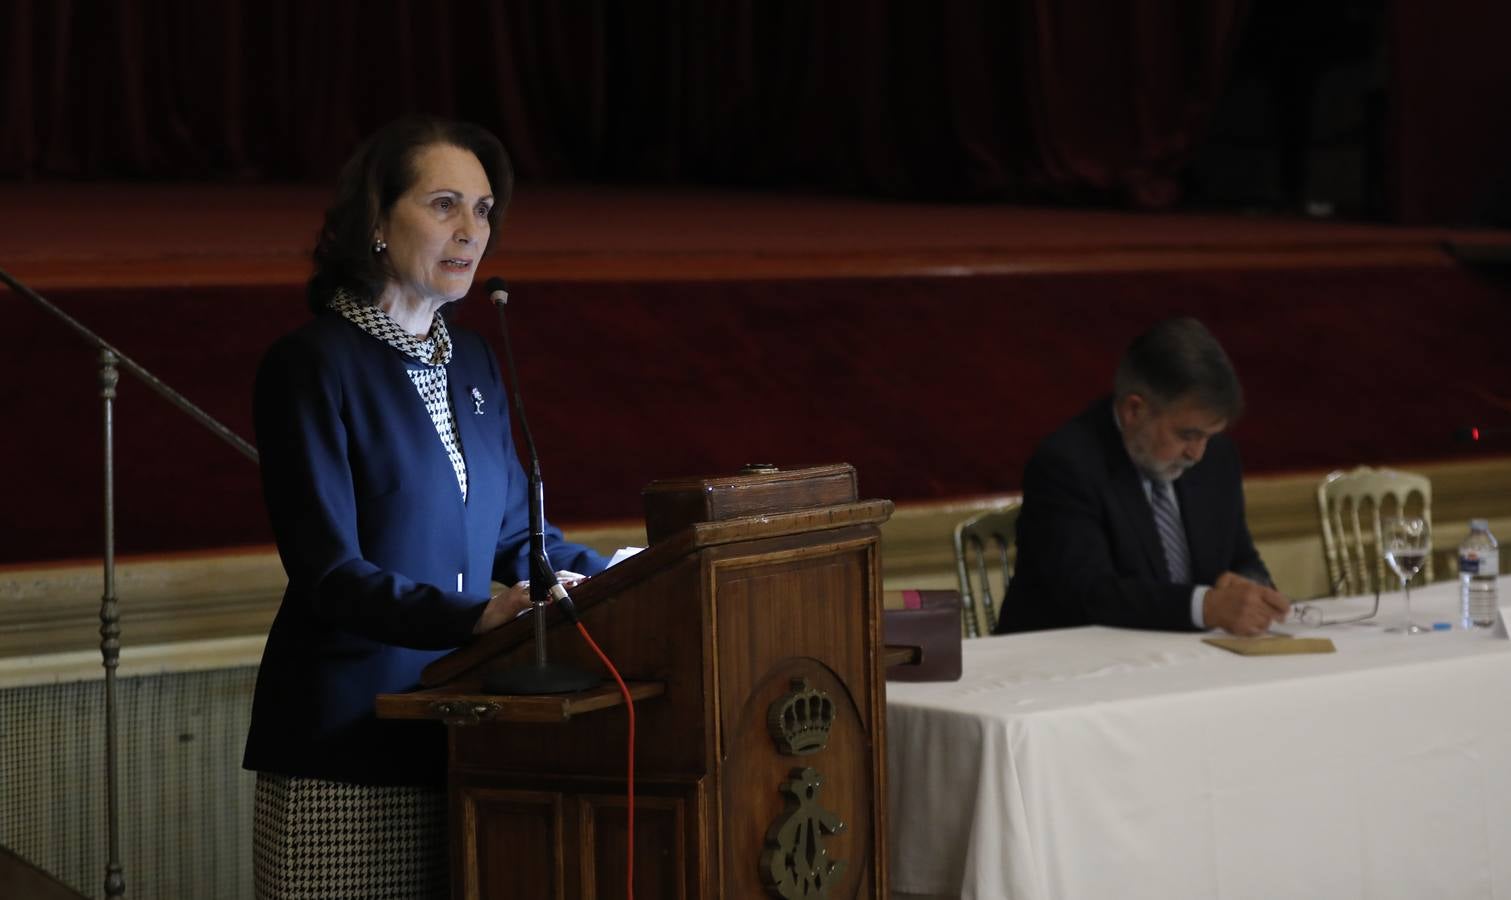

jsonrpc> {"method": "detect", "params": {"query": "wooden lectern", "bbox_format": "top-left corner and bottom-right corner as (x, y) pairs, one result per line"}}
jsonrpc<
(378, 465), (894, 899)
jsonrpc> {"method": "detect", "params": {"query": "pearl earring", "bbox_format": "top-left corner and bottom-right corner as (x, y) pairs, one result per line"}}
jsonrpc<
(372, 239), (387, 254)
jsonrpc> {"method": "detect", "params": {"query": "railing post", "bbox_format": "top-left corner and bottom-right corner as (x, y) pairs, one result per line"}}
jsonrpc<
(99, 349), (126, 900)
(2, 265), (258, 898)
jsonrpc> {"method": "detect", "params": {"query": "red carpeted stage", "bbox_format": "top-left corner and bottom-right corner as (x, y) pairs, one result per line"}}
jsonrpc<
(6, 184), (1511, 564)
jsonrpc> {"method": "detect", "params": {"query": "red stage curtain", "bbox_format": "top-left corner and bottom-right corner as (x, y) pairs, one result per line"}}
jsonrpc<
(1020, 0), (1248, 207)
(0, 0), (1242, 206)
(1389, 0), (1511, 224)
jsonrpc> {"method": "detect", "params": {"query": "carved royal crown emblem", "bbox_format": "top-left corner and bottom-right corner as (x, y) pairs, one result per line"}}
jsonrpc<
(766, 677), (836, 756)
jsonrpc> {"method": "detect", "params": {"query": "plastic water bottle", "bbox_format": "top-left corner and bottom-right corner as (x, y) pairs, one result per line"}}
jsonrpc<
(1458, 519), (1499, 628)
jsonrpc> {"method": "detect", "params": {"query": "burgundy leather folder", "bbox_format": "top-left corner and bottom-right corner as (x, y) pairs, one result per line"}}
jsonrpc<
(883, 589), (963, 682)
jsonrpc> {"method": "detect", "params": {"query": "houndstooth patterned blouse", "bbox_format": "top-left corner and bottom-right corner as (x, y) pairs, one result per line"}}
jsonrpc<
(329, 289), (468, 501)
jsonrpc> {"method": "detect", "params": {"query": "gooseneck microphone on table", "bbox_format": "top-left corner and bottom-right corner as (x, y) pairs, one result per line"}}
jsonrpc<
(480, 276), (600, 695)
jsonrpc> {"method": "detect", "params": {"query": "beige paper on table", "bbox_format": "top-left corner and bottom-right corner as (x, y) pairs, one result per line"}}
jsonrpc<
(1203, 635), (1336, 656)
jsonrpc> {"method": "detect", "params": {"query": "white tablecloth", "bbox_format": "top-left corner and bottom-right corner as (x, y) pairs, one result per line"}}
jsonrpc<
(886, 578), (1511, 900)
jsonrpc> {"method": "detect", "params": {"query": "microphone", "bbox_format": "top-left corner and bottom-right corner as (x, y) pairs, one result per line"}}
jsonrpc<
(483, 276), (576, 620)
(486, 278), (637, 881)
(487, 278), (509, 307)
(482, 277), (597, 695)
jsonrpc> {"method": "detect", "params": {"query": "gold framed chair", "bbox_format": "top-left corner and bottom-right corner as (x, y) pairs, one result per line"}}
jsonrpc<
(1316, 466), (1433, 596)
(952, 503), (1021, 638)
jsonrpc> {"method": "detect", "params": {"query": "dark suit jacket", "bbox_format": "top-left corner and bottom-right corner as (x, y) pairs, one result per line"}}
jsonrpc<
(243, 312), (608, 785)
(995, 397), (1267, 634)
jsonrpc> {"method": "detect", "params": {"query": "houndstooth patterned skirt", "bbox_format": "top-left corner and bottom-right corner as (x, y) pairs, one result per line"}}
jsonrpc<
(253, 772), (449, 899)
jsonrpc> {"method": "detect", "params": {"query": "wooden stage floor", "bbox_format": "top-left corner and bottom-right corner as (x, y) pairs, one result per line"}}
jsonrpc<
(5, 183), (1510, 290)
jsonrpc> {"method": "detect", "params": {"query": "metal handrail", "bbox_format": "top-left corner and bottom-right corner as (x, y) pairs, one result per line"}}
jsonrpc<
(0, 268), (258, 463)
(2, 264), (259, 900)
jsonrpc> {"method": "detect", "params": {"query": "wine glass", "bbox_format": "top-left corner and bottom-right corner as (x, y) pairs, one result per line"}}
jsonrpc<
(1382, 515), (1431, 634)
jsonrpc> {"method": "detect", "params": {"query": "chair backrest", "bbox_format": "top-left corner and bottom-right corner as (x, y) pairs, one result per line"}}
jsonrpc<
(952, 503), (1021, 638)
(1316, 466), (1433, 596)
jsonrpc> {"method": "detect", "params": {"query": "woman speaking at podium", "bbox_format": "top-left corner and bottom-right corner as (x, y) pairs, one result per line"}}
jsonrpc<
(243, 116), (608, 899)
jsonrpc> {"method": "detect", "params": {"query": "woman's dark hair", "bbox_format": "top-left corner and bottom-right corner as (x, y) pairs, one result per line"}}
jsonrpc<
(307, 116), (513, 312)
(1113, 316), (1244, 421)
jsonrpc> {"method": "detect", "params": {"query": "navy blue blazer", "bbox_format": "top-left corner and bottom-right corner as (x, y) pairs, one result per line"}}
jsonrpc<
(995, 397), (1268, 634)
(244, 311), (608, 785)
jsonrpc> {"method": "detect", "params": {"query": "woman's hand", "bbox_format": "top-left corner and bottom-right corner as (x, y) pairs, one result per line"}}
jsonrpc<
(472, 582), (532, 634)
(470, 571), (591, 635)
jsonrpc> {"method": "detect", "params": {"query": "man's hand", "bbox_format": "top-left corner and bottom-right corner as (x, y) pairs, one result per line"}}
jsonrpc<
(1203, 571), (1291, 636)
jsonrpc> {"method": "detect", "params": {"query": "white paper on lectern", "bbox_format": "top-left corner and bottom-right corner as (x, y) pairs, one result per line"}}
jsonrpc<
(608, 547), (644, 567)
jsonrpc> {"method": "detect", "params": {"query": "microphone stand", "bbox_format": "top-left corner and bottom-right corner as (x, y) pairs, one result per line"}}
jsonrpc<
(3, 264), (258, 900)
(481, 280), (599, 695)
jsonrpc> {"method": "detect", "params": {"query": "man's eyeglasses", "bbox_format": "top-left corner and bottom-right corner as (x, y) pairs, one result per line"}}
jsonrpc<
(1287, 578), (1381, 627)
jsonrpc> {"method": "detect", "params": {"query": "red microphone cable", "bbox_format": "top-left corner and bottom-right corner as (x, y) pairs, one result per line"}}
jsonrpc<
(575, 620), (635, 900)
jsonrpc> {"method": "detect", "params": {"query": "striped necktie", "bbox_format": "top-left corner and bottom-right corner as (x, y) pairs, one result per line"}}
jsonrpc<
(1149, 480), (1191, 583)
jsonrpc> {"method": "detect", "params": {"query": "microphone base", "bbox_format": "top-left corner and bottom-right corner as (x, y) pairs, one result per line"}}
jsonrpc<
(481, 662), (601, 696)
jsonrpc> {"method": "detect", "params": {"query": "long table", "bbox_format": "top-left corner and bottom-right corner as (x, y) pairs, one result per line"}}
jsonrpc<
(886, 578), (1511, 900)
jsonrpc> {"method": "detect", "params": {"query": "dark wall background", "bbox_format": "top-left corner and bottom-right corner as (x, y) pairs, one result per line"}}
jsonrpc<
(4, 0), (1508, 223)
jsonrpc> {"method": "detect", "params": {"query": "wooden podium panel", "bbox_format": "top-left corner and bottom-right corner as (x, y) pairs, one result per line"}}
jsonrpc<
(380, 474), (894, 900)
(451, 780), (702, 900)
(712, 540), (881, 899)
